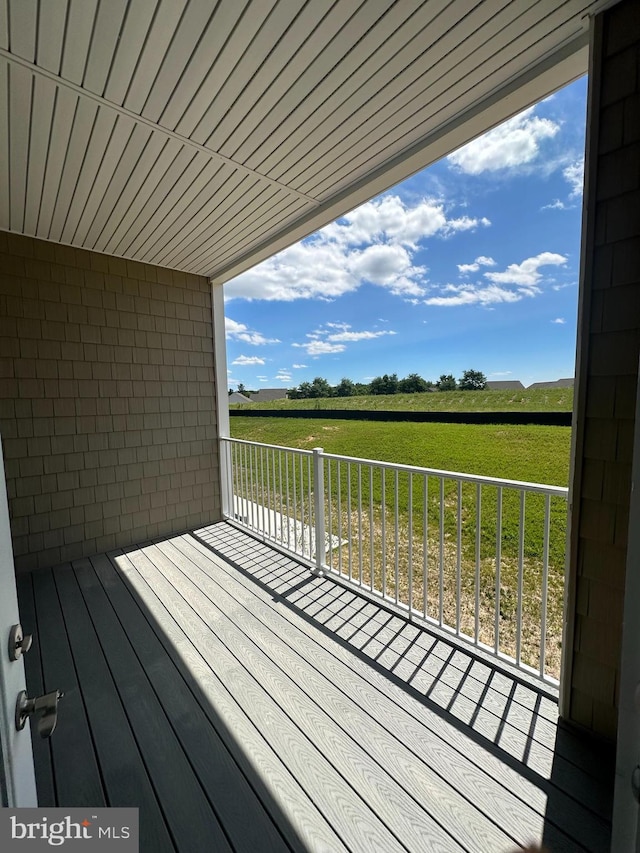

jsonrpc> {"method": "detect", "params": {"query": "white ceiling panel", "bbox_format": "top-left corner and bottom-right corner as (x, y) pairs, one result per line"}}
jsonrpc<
(82, 0), (129, 97)
(171, 0), (280, 140)
(23, 75), (56, 236)
(0, 0), (602, 285)
(36, 85), (79, 240)
(7, 0), (37, 63)
(294, 3), (587, 196)
(59, 0), (99, 86)
(36, 0), (70, 75)
(237, 0), (467, 173)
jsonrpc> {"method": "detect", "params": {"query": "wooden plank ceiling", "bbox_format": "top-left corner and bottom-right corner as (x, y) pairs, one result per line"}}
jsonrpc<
(0, 0), (600, 284)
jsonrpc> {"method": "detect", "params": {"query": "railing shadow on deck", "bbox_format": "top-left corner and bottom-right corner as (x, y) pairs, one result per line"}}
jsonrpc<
(191, 522), (614, 847)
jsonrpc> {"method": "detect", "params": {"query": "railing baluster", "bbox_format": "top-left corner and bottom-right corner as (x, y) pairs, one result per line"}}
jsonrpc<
(456, 479), (462, 636)
(238, 440), (244, 519)
(423, 474), (428, 621)
(541, 494), (551, 679)
(272, 449), (278, 541)
(369, 465), (374, 593)
(285, 451), (291, 551)
(516, 490), (525, 667)
(291, 451), (297, 549)
(265, 447), (272, 539)
(307, 454), (313, 561)
(495, 486), (503, 655)
(381, 470), (386, 600)
(394, 469), (399, 606)
(347, 463), (352, 582)
(337, 460), (343, 577)
(260, 446), (266, 536)
(313, 448), (325, 575)
(408, 472), (413, 616)
(358, 463), (363, 586)
(238, 445), (249, 525)
(299, 454), (305, 558)
(327, 457), (333, 573)
(439, 477), (444, 627)
(277, 450), (283, 547)
(475, 483), (481, 647)
(249, 443), (256, 531)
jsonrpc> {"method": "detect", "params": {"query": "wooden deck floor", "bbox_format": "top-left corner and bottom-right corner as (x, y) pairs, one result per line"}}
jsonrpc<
(17, 522), (613, 853)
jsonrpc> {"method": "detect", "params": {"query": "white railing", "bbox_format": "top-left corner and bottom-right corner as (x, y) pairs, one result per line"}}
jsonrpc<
(221, 437), (569, 684)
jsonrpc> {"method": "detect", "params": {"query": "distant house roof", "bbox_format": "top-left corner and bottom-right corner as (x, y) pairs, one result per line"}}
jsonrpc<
(528, 378), (574, 389)
(248, 389), (288, 402)
(486, 380), (525, 390)
(229, 392), (252, 404)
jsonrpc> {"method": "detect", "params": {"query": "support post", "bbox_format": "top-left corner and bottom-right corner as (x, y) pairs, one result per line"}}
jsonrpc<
(211, 283), (231, 520)
(312, 447), (325, 576)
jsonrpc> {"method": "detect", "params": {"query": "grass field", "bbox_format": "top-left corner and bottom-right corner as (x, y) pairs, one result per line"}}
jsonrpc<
(229, 417), (571, 486)
(229, 417), (571, 677)
(230, 386), (573, 413)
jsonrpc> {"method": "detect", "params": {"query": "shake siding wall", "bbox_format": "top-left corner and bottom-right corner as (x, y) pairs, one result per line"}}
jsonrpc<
(0, 231), (221, 571)
(567, 0), (640, 740)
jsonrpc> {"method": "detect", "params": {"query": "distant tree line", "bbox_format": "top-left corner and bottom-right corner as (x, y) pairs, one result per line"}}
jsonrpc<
(285, 369), (487, 399)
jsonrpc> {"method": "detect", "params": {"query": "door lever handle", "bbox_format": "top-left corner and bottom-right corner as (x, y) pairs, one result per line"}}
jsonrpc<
(9, 624), (32, 661)
(15, 689), (64, 738)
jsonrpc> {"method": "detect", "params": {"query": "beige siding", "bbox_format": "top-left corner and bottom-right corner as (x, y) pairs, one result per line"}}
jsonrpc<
(566, 0), (640, 740)
(0, 231), (221, 571)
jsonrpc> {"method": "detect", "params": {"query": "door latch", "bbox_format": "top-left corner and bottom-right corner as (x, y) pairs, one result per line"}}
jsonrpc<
(8, 624), (32, 661)
(15, 689), (63, 738)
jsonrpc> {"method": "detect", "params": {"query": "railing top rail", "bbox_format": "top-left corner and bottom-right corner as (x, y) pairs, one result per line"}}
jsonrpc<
(319, 450), (569, 496)
(223, 436), (314, 457)
(222, 436), (568, 497)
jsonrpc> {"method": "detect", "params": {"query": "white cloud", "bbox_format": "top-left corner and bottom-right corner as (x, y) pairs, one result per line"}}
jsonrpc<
(542, 199), (567, 211)
(225, 317), (279, 345)
(542, 157), (584, 210)
(458, 255), (496, 274)
(425, 252), (568, 307)
(563, 158), (584, 197)
(225, 194), (491, 302)
(232, 355), (266, 366)
(293, 340), (346, 356)
(445, 215), (491, 233)
(551, 317), (566, 324)
(292, 323), (396, 357)
(349, 243), (425, 296)
(448, 106), (560, 175)
(327, 329), (396, 343)
(484, 252), (567, 290)
(424, 284), (522, 307)
(292, 363), (307, 369)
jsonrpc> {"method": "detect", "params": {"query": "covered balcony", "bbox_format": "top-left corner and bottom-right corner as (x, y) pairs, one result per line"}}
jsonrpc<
(1, 0), (638, 850)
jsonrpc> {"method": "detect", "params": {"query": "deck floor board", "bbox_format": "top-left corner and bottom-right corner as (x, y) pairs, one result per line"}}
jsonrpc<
(18, 522), (613, 853)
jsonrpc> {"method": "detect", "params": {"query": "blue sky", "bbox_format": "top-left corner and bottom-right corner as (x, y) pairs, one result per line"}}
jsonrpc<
(224, 77), (587, 391)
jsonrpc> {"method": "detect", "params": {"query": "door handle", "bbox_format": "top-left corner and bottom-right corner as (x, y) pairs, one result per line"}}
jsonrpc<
(15, 689), (64, 738)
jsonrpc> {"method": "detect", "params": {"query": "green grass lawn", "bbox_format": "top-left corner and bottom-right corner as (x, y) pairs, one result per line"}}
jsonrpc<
(230, 386), (573, 413)
(229, 417), (571, 486)
(228, 417), (571, 677)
